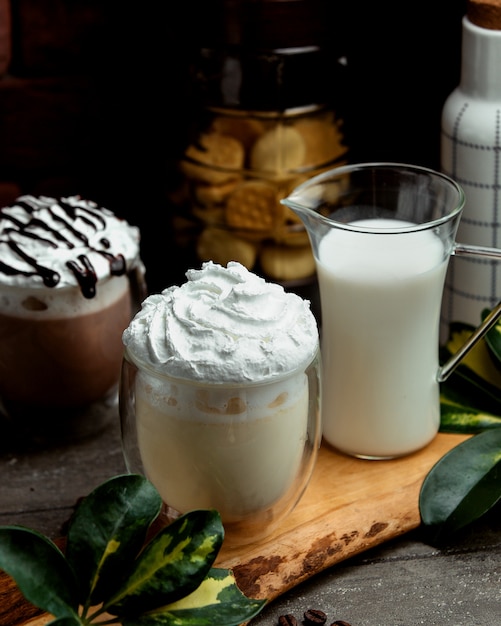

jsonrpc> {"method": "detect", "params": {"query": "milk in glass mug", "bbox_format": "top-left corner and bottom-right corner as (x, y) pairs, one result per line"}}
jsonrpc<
(119, 262), (321, 544)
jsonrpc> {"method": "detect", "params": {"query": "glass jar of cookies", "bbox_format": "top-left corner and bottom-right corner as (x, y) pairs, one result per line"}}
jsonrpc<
(170, 0), (349, 289)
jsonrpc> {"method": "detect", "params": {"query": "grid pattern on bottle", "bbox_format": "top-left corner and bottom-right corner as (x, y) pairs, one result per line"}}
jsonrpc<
(441, 103), (501, 333)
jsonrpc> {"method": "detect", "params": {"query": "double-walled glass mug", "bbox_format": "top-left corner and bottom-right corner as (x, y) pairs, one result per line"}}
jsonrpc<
(120, 345), (321, 546)
(282, 162), (501, 460)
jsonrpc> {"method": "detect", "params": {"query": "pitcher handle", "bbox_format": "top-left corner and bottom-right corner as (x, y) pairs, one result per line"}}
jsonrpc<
(438, 242), (501, 382)
(453, 242), (501, 260)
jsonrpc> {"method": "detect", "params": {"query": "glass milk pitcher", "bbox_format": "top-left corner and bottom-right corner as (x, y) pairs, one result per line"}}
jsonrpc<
(282, 162), (501, 459)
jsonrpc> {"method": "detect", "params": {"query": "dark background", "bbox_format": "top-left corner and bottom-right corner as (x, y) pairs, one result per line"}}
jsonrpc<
(0, 0), (467, 294)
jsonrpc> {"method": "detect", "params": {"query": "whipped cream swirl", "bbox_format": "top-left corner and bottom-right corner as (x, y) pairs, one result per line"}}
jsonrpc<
(0, 195), (141, 298)
(123, 261), (319, 383)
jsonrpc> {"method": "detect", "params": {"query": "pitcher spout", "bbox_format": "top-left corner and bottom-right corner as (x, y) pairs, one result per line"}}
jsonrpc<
(280, 193), (320, 239)
(280, 166), (353, 227)
(281, 177), (337, 215)
(281, 178), (344, 241)
(280, 191), (319, 218)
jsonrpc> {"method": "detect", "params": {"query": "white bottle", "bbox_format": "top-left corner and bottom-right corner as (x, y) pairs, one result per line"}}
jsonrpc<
(441, 0), (501, 341)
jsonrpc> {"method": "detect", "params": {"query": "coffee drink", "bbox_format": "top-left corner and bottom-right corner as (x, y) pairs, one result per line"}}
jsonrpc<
(0, 195), (144, 440)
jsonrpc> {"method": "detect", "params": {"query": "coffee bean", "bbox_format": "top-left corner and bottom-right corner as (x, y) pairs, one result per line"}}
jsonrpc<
(278, 615), (298, 626)
(331, 621), (352, 626)
(303, 609), (327, 625)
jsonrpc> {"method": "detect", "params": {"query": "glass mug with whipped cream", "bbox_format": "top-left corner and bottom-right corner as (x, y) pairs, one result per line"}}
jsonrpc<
(0, 195), (145, 443)
(120, 261), (321, 545)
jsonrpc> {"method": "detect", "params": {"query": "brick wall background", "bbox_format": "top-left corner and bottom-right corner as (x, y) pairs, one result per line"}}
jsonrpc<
(0, 0), (199, 292)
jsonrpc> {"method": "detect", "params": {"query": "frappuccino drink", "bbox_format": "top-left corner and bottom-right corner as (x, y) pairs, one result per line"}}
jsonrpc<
(121, 261), (320, 543)
(0, 195), (144, 439)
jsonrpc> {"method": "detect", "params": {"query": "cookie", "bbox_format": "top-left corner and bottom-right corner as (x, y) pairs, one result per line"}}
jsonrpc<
(196, 227), (258, 269)
(249, 125), (306, 174)
(259, 243), (316, 281)
(225, 179), (285, 235)
(181, 132), (245, 184)
(193, 179), (239, 206)
(211, 115), (265, 152)
(293, 114), (347, 167)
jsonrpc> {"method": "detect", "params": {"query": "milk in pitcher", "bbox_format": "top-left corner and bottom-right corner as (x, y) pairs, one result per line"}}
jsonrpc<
(317, 219), (448, 458)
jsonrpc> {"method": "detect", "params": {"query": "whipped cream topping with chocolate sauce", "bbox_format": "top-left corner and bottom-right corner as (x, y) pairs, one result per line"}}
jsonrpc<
(0, 195), (141, 298)
(123, 261), (319, 384)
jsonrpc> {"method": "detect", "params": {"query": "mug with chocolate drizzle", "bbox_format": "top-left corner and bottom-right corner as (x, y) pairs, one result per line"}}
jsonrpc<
(0, 195), (145, 443)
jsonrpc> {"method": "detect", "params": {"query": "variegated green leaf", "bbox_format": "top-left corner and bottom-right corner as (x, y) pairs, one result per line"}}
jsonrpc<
(439, 321), (501, 434)
(483, 307), (501, 367)
(121, 568), (266, 626)
(440, 386), (501, 433)
(440, 402), (501, 433)
(419, 428), (501, 542)
(0, 526), (79, 619)
(105, 509), (224, 616)
(444, 321), (501, 391)
(439, 325), (501, 427)
(65, 474), (162, 607)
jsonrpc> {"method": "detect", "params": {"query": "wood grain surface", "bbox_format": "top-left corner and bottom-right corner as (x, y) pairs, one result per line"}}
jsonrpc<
(0, 433), (469, 626)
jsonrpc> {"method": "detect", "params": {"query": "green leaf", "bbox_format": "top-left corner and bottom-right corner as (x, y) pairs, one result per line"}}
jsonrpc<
(65, 474), (162, 607)
(0, 526), (79, 619)
(419, 428), (501, 541)
(438, 321), (501, 433)
(444, 321), (501, 391)
(483, 307), (501, 367)
(440, 365), (501, 416)
(439, 340), (501, 422)
(440, 387), (501, 433)
(121, 568), (266, 626)
(105, 509), (225, 616)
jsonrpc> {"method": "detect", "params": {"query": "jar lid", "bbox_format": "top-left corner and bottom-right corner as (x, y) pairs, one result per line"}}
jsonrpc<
(197, 0), (335, 51)
(191, 0), (346, 110)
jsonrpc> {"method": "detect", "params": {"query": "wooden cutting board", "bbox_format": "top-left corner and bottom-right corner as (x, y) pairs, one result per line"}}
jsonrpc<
(0, 433), (469, 626)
